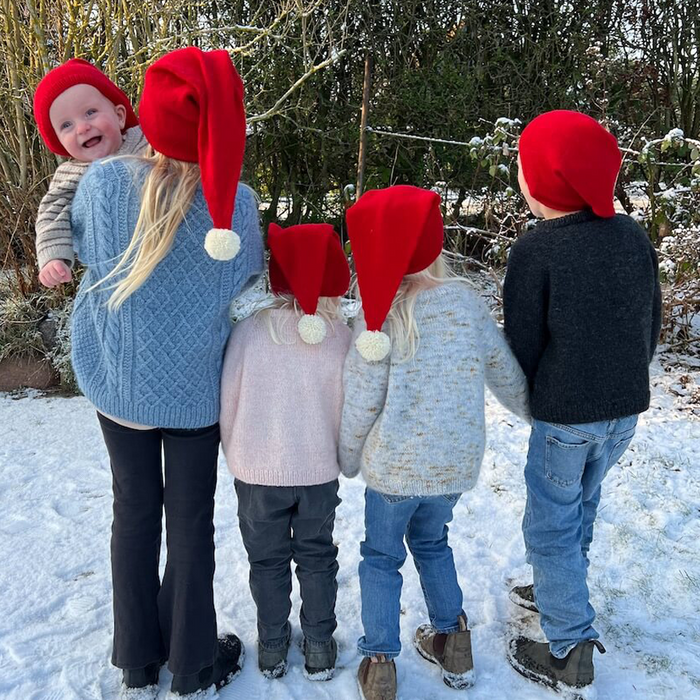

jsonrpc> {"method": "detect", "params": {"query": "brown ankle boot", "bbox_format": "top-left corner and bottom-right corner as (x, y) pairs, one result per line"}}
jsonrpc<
(357, 655), (397, 700)
(414, 614), (475, 689)
(507, 636), (606, 694)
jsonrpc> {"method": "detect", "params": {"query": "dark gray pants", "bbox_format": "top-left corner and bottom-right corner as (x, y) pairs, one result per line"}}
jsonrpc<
(235, 479), (341, 649)
(98, 413), (220, 675)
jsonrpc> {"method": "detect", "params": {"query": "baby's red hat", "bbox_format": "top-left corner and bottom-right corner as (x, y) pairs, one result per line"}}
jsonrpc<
(519, 110), (621, 218)
(33, 58), (138, 157)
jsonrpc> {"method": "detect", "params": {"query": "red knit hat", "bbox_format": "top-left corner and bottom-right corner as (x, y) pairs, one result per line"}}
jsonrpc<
(346, 185), (444, 360)
(33, 58), (138, 157)
(138, 47), (247, 260)
(518, 110), (621, 218)
(268, 222), (350, 344)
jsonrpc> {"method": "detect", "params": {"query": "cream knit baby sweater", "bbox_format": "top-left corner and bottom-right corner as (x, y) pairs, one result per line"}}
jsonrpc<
(220, 309), (352, 486)
(35, 126), (147, 269)
(339, 283), (530, 496)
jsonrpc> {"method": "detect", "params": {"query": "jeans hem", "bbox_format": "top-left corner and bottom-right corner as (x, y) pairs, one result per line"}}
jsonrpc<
(549, 634), (598, 658)
(357, 646), (400, 660)
(259, 636), (291, 652)
(304, 635), (335, 648)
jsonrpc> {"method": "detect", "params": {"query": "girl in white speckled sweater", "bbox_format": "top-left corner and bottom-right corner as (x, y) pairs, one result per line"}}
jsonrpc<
(340, 185), (530, 700)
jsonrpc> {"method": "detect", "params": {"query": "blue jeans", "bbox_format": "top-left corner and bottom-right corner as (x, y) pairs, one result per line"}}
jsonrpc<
(523, 416), (637, 657)
(357, 488), (465, 660)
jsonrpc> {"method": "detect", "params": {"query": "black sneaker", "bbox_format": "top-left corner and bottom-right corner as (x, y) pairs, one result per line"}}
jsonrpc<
(507, 636), (606, 696)
(302, 637), (337, 681)
(509, 583), (539, 613)
(170, 634), (245, 696)
(258, 638), (290, 679)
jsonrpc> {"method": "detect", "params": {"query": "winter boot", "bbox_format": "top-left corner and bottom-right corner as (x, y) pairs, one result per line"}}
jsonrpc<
(357, 656), (397, 700)
(170, 634), (245, 697)
(414, 614), (474, 689)
(258, 638), (290, 679)
(121, 660), (163, 699)
(507, 636), (606, 696)
(509, 583), (539, 613)
(302, 637), (337, 680)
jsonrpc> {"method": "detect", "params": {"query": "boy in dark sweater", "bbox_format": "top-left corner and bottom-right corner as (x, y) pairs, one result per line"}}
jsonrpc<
(503, 110), (662, 696)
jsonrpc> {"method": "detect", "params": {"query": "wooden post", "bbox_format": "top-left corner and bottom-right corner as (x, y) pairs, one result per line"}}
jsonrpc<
(356, 52), (373, 199)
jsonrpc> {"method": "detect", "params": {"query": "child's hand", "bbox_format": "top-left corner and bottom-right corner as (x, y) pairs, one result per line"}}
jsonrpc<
(39, 260), (72, 287)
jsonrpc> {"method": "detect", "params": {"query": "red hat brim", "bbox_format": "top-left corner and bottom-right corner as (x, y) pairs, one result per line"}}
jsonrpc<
(33, 58), (138, 157)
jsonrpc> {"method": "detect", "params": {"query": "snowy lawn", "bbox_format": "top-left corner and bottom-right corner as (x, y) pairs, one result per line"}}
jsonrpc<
(0, 359), (699, 700)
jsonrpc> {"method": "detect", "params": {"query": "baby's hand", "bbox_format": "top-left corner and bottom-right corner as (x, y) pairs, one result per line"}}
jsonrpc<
(39, 260), (72, 287)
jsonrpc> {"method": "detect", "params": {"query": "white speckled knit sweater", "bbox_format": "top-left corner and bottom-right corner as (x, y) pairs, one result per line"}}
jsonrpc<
(339, 283), (530, 496)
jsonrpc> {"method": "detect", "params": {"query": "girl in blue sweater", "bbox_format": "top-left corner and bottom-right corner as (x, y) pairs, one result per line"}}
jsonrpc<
(70, 48), (263, 699)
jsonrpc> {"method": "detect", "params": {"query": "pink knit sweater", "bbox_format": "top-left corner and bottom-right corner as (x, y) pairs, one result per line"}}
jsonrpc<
(220, 309), (352, 486)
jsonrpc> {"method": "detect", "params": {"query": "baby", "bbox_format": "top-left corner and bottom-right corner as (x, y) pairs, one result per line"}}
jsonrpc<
(33, 58), (146, 287)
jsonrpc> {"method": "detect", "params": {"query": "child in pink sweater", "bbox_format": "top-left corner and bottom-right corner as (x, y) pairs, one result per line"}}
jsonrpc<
(220, 222), (351, 681)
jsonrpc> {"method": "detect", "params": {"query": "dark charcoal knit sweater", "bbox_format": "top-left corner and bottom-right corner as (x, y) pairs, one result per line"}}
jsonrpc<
(503, 210), (662, 424)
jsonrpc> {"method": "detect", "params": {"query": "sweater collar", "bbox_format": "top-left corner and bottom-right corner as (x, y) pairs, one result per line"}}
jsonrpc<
(534, 209), (600, 231)
(118, 125), (147, 156)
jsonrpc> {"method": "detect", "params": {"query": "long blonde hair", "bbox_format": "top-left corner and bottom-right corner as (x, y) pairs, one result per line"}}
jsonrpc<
(254, 295), (342, 345)
(360, 251), (469, 362)
(88, 148), (200, 310)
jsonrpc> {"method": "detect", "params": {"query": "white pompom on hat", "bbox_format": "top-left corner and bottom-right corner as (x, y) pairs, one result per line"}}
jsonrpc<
(297, 313), (327, 344)
(204, 228), (241, 261)
(355, 329), (392, 361)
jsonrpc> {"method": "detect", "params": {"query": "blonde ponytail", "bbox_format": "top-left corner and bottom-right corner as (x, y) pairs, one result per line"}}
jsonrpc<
(88, 148), (200, 310)
(374, 251), (470, 362)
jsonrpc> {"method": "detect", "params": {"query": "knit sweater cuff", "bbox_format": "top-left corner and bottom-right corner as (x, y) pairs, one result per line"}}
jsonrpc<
(36, 241), (75, 270)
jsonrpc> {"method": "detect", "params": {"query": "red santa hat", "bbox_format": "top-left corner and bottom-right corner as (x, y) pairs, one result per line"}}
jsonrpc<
(33, 58), (138, 157)
(346, 185), (444, 361)
(138, 47), (247, 260)
(518, 110), (621, 218)
(268, 222), (350, 344)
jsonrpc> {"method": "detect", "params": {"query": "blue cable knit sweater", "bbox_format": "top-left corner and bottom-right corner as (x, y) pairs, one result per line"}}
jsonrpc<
(70, 158), (264, 429)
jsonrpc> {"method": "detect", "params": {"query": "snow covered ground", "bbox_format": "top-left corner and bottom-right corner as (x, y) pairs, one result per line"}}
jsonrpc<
(1, 358), (699, 700)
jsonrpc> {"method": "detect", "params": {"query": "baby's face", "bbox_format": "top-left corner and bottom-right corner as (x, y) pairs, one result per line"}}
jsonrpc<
(49, 84), (127, 162)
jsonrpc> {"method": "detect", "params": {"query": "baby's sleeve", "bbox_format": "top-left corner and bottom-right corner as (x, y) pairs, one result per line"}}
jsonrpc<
(35, 161), (88, 269)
